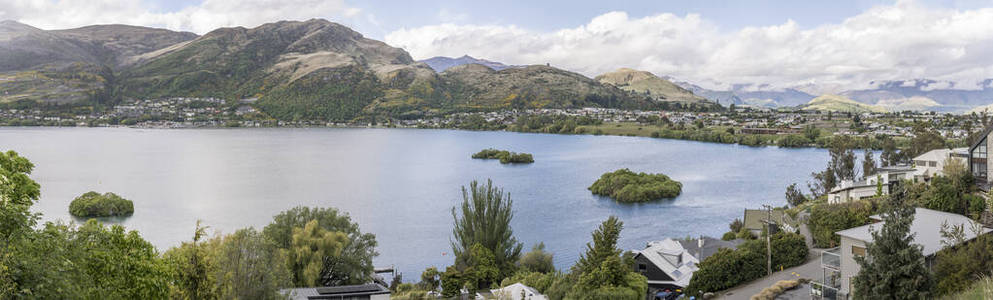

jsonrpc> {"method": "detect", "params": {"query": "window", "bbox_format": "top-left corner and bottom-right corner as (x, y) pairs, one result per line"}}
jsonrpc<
(638, 263), (647, 272)
(852, 245), (866, 257)
(929, 161), (937, 167)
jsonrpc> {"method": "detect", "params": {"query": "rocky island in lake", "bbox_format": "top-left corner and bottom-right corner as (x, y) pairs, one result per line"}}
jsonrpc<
(588, 169), (682, 202)
(69, 191), (135, 218)
(472, 149), (534, 164)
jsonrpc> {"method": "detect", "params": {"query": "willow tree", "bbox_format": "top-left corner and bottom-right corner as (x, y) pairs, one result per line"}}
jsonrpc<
(451, 179), (523, 280)
(289, 220), (348, 287)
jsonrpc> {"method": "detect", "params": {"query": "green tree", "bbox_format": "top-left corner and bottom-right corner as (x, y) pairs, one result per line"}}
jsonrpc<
(879, 136), (901, 166)
(908, 122), (946, 158)
(853, 196), (933, 299)
(862, 149), (877, 179)
(803, 125), (821, 141)
(519, 242), (555, 273)
(0, 150), (41, 239)
(568, 216), (646, 300)
(419, 267), (441, 291)
(785, 183), (808, 207)
(263, 206), (378, 286)
(212, 228), (292, 299)
(70, 220), (171, 299)
(288, 220), (348, 287)
(165, 220), (218, 300)
(451, 180), (523, 279)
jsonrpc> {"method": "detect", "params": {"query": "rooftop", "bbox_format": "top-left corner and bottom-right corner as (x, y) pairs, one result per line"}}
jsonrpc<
(835, 207), (992, 257)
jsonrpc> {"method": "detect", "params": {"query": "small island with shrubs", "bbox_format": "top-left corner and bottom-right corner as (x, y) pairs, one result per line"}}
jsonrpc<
(588, 168), (682, 203)
(471, 149), (534, 164)
(69, 191), (135, 218)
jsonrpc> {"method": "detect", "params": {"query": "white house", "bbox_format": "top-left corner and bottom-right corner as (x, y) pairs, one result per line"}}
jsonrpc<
(488, 283), (547, 300)
(812, 208), (991, 299)
(827, 166), (915, 204)
(912, 147), (968, 180)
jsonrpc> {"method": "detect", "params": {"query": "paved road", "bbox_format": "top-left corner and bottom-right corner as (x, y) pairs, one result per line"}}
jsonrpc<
(713, 249), (824, 300)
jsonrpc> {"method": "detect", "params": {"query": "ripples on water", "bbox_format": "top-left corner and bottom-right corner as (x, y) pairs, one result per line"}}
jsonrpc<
(1, 127), (829, 276)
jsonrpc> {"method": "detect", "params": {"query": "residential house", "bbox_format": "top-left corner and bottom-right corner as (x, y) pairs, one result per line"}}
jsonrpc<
(913, 147), (968, 181)
(631, 237), (743, 293)
(971, 127), (993, 189)
(283, 283), (391, 300)
(827, 165), (915, 204)
(742, 209), (800, 236)
(811, 208), (991, 300)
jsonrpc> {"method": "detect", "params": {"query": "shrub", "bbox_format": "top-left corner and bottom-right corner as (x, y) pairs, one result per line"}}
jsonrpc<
(68, 191), (134, 217)
(751, 280), (801, 300)
(588, 169), (682, 203)
(685, 232), (807, 296)
(471, 149), (534, 164)
(933, 235), (993, 295)
(807, 201), (875, 248)
(684, 248), (765, 295)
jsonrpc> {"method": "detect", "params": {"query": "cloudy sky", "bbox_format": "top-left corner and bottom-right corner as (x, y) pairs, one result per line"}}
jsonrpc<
(5, 0), (993, 90)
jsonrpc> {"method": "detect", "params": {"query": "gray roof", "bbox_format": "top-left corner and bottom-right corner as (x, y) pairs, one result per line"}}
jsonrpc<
(282, 284), (390, 300)
(836, 207), (992, 257)
(675, 237), (744, 261)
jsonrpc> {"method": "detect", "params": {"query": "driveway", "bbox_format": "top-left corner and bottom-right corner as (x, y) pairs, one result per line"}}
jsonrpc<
(713, 249), (824, 300)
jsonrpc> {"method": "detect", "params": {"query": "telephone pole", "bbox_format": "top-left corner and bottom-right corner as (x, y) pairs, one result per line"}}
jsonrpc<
(762, 204), (773, 276)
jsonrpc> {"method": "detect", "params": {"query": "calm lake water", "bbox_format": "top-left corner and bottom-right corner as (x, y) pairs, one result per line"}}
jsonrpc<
(1, 127), (828, 277)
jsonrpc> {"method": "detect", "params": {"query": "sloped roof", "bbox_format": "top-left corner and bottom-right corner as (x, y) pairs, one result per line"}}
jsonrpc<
(675, 237), (744, 262)
(490, 283), (548, 300)
(836, 207), (992, 257)
(743, 209), (796, 230)
(634, 239), (699, 287)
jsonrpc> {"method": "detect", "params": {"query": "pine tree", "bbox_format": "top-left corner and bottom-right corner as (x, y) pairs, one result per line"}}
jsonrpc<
(852, 190), (932, 299)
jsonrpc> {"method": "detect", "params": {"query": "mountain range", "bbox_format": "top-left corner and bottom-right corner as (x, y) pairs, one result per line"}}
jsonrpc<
(419, 55), (513, 72)
(3, 18), (992, 118)
(672, 79), (993, 113)
(0, 19), (718, 121)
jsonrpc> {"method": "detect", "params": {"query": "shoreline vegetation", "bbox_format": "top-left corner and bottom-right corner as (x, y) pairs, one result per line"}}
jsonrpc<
(68, 191), (135, 218)
(588, 169), (682, 203)
(471, 149), (535, 164)
(4, 116), (949, 151)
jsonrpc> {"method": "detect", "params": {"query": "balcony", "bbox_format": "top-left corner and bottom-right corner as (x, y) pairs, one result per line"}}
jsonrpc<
(822, 247), (840, 271)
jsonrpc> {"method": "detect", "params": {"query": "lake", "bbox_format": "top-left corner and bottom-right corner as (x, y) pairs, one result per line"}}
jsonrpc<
(0, 127), (828, 277)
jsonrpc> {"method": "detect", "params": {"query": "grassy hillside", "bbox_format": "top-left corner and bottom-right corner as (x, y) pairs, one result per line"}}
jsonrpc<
(440, 64), (656, 110)
(595, 68), (713, 106)
(801, 94), (887, 113)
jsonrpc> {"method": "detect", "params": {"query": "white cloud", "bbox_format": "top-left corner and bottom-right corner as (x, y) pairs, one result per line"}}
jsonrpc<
(3, 0), (361, 34)
(385, 0), (993, 91)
